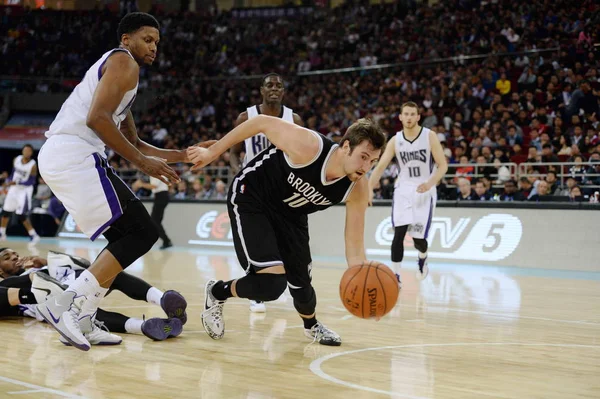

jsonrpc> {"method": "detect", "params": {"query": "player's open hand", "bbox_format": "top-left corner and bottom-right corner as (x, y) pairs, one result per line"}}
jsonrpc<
(188, 147), (215, 170)
(183, 141), (217, 163)
(416, 182), (432, 193)
(17, 256), (46, 270)
(137, 155), (180, 186)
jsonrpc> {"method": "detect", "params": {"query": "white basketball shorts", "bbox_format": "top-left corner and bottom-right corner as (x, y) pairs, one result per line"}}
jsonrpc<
(38, 135), (135, 241)
(392, 184), (436, 239)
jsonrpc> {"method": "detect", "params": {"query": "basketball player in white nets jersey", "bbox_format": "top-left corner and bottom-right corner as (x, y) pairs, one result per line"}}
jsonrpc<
(230, 73), (304, 314)
(35, 13), (195, 351)
(368, 102), (448, 285)
(0, 144), (40, 244)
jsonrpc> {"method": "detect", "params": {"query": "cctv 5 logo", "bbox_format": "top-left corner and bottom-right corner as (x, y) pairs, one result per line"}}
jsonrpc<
(196, 211), (233, 240)
(373, 214), (523, 261)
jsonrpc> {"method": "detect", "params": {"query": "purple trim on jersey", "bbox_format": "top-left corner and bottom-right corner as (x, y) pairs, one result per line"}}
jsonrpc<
(117, 93), (137, 116)
(20, 175), (36, 186)
(91, 153), (122, 241)
(424, 197), (434, 239)
(97, 48), (129, 80)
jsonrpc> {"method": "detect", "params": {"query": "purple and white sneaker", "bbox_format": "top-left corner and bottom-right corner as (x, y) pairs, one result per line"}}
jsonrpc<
(141, 318), (183, 341)
(395, 273), (403, 289)
(160, 290), (188, 325)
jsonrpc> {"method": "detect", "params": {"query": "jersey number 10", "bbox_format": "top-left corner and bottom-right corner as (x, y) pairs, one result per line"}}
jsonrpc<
(409, 166), (421, 178)
(283, 192), (309, 208)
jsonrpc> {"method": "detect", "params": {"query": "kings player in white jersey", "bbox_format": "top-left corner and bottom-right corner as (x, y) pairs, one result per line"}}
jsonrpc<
(35, 13), (196, 351)
(0, 144), (40, 244)
(230, 73), (303, 313)
(368, 102), (447, 284)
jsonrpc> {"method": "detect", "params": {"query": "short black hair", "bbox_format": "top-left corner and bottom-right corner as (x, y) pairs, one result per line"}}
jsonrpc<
(117, 12), (159, 42)
(542, 143), (552, 149)
(22, 144), (33, 151)
(261, 73), (282, 87)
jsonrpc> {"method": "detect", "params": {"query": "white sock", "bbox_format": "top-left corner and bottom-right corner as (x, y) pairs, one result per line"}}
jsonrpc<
(66, 270), (107, 318)
(0, 227), (6, 235)
(418, 252), (428, 259)
(124, 318), (144, 334)
(67, 270), (100, 298)
(27, 228), (37, 237)
(146, 287), (164, 306)
(79, 286), (109, 319)
(391, 261), (402, 275)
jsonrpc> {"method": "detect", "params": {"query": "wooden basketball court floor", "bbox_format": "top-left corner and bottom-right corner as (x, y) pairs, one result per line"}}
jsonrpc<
(0, 238), (599, 399)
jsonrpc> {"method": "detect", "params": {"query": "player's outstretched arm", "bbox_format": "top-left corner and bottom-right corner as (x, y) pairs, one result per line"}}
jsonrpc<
(344, 178), (369, 268)
(416, 131), (448, 193)
(86, 52), (179, 186)
(367, 135), (396, 205)
(188, 115), (319, 170)
(121, 111), (216, 164)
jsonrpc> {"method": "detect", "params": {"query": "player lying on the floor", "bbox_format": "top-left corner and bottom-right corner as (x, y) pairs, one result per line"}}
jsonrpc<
(0, 247), (187, 344)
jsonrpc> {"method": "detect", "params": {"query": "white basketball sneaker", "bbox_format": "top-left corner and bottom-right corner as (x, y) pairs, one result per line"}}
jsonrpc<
(201, 279), (226, 340)
(60, 315), (122, 346)
(249, 300), (266, 313)
(31, 272), (67, 303)
(36, 291), (90, 351)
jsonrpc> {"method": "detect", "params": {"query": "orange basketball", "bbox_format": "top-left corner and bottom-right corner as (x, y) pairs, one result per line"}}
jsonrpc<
(339, 261), (399, 320)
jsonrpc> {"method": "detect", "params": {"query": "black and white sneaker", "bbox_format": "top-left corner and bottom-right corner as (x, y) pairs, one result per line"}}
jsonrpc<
(304, 322), (342, 346)
(201, 279), (226, 340)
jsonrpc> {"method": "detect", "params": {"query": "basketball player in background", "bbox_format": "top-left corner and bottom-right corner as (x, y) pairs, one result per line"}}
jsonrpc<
(133, 176), (173, 249)
(368, 102), (447, 284)
(230, 73), (304, 172)
(230, 73), (304, 314)
(188, 117), (386, 346)
(0, 144), (40, 244)
(0, 247), (186, 342)
(35, 12), (205, 351)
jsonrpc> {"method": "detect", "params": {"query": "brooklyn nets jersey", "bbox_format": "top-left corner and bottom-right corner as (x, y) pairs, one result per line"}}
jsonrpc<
(231, 132), (356, 215)
(243, 104), (294, 166)
(395, 127), (434, 187)
(46, 48), (139, 152)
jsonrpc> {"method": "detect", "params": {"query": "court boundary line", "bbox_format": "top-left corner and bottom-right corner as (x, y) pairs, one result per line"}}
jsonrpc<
(309, 342), (600, 398)
(100, 301), (600, 327)
(0, 375), (89, 398)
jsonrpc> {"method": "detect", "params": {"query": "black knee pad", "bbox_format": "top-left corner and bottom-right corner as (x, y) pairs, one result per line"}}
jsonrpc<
(291, 285), (317, 316)
(236, 273), (287, 302)
(413, 238), (428, 253)
(103, 201), (158, 269)
(1, 210), (13, 219)
(18, 214), (27, 223)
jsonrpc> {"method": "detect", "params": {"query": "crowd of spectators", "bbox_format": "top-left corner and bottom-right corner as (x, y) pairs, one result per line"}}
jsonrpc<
(1, 0), (600, 202)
